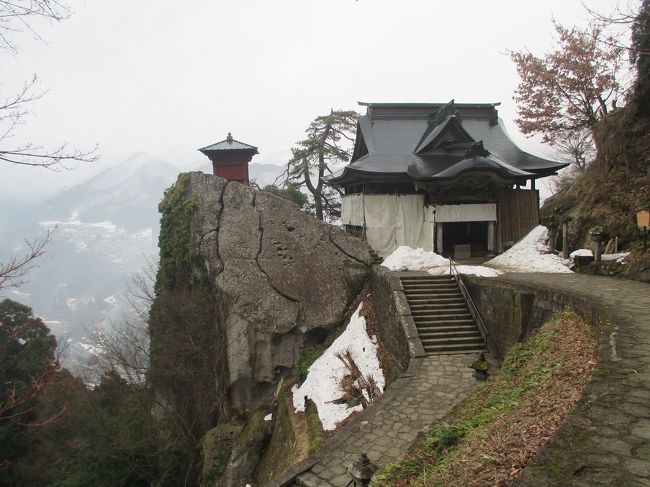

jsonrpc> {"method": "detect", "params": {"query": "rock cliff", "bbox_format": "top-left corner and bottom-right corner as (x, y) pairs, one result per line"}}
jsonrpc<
(150, 172), (371, 419)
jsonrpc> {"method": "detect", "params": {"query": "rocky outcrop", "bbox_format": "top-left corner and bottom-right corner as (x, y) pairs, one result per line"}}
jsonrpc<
(158, 172), (371, 415)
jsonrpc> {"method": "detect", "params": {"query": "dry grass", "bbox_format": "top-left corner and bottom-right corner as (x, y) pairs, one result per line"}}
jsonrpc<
(371, 311), (598, 487)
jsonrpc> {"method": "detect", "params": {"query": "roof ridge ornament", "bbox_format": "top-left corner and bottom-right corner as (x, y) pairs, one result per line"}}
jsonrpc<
(227, 132), (233, 143)
(429, 99), (462, 127)
(465, 140), (490, 159)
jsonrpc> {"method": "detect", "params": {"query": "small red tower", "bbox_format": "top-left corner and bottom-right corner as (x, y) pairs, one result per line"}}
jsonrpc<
(198, 133), (259, 186)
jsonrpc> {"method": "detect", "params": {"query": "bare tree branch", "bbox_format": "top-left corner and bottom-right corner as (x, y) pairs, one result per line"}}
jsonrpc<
(0, 227), (55, 290)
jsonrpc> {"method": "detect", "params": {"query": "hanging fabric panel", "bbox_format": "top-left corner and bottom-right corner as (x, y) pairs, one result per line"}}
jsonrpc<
(396, 195), (433, 251)
(341, 194), (365, 226)
(433, 203), (497, 223)
(364, 195), (398, 257)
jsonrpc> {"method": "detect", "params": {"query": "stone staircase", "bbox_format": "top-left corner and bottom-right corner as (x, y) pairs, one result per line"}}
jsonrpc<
(401, 274), (485, 355)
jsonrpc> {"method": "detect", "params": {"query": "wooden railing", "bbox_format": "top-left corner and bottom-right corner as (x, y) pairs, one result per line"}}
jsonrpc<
(448, 259), (501, 360)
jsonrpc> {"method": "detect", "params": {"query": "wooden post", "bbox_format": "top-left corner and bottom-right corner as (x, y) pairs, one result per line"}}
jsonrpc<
(436, 223), (444, 254)
(562, 220), (569, 259)
(487, 221), (495, 257)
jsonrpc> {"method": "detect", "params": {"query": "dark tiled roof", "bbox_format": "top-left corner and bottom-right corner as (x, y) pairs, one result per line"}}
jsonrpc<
(199, 133), (259, 154)
(325, 102), (568, 185)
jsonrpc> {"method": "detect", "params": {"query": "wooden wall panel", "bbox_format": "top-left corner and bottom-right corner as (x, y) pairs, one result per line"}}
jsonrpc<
(496, 189), (539, 252)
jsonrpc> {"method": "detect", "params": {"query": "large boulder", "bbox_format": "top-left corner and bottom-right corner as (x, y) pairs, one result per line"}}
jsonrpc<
(171, 172), (371, 413)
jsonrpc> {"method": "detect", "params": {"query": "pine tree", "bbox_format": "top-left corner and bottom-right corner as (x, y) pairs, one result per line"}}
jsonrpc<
(285, 110), (359, 221)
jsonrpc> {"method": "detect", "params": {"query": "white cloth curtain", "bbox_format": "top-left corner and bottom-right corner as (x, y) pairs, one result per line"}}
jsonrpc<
(341, 194), (434, 256)
(340, 194), (365, 226)
(433, 203), (497, 222)
(364, 195), (398, 257)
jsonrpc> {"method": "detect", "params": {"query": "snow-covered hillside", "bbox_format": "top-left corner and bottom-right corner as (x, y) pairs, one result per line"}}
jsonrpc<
(0, 154), (285, 367)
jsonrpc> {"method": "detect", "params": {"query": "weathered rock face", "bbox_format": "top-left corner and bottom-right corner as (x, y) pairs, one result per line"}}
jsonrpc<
(170, 172), (371, 413)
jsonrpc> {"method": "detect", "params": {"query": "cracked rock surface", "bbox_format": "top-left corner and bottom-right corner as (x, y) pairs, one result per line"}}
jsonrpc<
(185, 172), (371, 412)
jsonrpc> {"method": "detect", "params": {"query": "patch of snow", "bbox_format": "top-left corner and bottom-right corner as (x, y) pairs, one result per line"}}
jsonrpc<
(65, 296), (96, 312)
(131, 227), (153, 240)
(292, 303), (385, 431)
(79, 341), (102, 356)
(9, 289), (31, 296)
(568, 250), (629, 264)
(104, 295), (118, 306)
(382, 246), (448, 271)
(570, 249), (593, 258)
(602, 252), (630, 264)
(264, 413), (272, 421)
(486, 226), (572, 273)
(428, 265), (503, 277)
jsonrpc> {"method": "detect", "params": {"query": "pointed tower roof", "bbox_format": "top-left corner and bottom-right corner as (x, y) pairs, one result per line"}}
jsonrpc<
(198, 133), (259, 155)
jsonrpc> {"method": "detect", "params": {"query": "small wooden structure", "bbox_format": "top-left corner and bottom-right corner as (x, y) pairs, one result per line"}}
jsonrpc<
(325, 101), (568, 258)
(198, 133), (258, 186)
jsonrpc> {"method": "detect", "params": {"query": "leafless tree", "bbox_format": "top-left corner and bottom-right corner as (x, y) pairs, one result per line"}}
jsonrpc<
(0, 0), (98, 168)
(0, 227), (54, 291)
(554, 128), (597, 171)
(0, 0), (70, 51)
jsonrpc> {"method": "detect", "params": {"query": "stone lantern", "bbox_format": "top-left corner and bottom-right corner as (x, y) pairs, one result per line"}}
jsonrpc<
(348, 453), (378, 486)
(589, 226), (605, 262)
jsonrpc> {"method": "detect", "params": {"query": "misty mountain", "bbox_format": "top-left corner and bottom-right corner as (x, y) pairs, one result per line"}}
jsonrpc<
(1, 154), (285, 366)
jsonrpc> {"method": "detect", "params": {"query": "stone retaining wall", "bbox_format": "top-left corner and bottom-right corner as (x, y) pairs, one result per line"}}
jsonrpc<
(464, 275), (602, 360)
(369, 266), (426, 368)
(464, 273), (650, 485)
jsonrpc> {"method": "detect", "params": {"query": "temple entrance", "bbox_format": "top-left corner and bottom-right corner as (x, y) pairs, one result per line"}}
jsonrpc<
(440, 221), (489, 259)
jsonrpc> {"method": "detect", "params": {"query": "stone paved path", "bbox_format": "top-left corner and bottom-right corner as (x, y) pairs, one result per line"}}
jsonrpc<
(295, 353), (479, 486)
(492, 273), (650, 487)
(290, 272), (650, 486)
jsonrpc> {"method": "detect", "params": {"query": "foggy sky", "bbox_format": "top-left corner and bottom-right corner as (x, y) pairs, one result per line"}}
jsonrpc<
(1, 0), (621, 200)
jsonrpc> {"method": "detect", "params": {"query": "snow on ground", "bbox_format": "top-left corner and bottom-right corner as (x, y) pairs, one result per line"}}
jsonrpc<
(292, 303), (385, 431)
(486, 226), (572, 273)
(601, 252), (630, 263)
(569, 249), (630, 264)
(382, 246), (448, 271)
(570, 249), (593, 258)
(428, 265), (503, 277)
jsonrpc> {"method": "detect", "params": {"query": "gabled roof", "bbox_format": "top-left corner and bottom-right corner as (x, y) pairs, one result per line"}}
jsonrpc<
(414, 115), (474, 154)
(325, 101), (568, 186)
(198, 133), (259, 154)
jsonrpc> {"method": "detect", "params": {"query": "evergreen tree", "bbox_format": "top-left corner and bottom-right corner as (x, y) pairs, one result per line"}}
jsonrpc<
(0, 299), (60, 482)
(284, 110), (359, 221)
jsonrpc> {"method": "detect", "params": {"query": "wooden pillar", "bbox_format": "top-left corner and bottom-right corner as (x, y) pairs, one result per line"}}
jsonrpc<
(562, 220), (569, 259)
(487, 221), (496, 257)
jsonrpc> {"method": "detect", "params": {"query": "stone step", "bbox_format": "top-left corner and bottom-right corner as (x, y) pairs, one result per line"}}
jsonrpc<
(404, 290), (462, 297)
(417, 329), (482, 339)
(408, 303), (468, 311)
(425, 348), (486, 355)
(411, 309), (471, 317)
(401, 275), (453, 281)
(414, 318), (476, 326)
(425, 344), (486, 354)
(404, 286), (460, 296)
(403, 286), (459, 293)
(420, 335), (485, 346)
(412, 312), (473, 321)
(405, 297), (465, 305)
(416, 323), (480, 333)
(402, 281), (457, 288)
(295, 471), (334, 487)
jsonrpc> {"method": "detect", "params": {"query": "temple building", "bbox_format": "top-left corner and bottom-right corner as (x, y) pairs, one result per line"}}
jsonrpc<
(324, 101), (568, 258)
(199, 133), (259, 186)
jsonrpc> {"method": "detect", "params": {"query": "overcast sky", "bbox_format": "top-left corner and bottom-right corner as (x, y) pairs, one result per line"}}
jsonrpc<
(1, 0), (623, 200)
